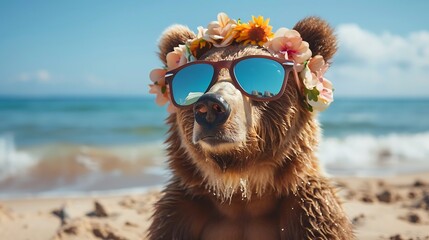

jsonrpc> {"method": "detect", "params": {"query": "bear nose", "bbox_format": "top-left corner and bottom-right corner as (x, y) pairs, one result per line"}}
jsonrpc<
(194, 93), (230, 129)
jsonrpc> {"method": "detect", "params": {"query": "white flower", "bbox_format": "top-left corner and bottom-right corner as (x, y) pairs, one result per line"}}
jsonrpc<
(203, 12), (237, 47)
(300, 64), (318, 89)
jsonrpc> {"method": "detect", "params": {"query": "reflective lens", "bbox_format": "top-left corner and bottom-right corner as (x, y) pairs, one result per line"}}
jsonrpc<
(171, 63), (214, 106)
(234, 58), (285, 98)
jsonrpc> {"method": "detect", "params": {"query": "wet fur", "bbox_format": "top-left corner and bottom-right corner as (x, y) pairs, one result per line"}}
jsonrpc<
(148, 17), (354, 239)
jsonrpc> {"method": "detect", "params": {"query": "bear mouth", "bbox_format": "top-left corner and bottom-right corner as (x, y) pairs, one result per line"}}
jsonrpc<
(198, 134), (235, 146)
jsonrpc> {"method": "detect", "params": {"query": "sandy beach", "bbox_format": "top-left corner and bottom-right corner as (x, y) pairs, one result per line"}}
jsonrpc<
(0, 172), (428, 240)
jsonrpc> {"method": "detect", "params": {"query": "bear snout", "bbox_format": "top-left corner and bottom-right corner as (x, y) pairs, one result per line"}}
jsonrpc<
(194, 93), (231, 129)
(192, 81), (249, 150)
(193, 93), (232, 146)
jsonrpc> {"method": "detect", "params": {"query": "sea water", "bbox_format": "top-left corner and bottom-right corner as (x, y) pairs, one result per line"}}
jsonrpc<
(318, 98), (429, 176)
(1, 97), (428, 197)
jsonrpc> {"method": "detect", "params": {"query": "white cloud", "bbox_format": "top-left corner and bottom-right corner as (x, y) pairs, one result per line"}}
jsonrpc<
(17, 69), (52, 83)
(329, 24), (429, 97)
(36, 70), (51, 82)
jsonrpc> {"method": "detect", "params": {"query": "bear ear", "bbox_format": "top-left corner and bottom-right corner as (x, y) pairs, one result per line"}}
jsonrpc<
(293, 17), (337, 61)
(157, 25), (196, 65)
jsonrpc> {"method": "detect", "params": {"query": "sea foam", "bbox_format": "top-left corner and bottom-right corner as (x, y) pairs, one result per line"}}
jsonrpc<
(319, 132), (429, 176)
(0, 134), (37, 181)
(1, 131), (429, 197)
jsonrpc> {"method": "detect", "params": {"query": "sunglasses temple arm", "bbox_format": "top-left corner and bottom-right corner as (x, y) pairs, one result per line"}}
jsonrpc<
(291, 66), (303, 95)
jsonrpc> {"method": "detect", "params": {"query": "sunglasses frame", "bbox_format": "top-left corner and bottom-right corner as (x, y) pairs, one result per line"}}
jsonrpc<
(164, 55), (299, 108)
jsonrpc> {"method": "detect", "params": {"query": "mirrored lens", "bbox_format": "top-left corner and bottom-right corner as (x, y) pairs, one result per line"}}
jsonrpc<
(171, 63), (214, 106)
(234, 58), (285, 98)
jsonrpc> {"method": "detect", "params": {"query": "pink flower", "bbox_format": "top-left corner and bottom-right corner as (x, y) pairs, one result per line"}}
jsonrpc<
(149, 44), (193, 114)
(308, 78), (333, 112)
(302, 55), (334, 112)
(301, 55), (327, 89)
(318, 78), (333, 104)
(148, 68), (176, 113)
(166, 44), (189, 70)
(308, 55), (328, 74)
(264, 28), (312, 64)
(203, 12), (237, 47)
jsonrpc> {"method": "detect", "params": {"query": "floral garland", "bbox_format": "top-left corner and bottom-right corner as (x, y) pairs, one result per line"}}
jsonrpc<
(149, 13), (334, 113)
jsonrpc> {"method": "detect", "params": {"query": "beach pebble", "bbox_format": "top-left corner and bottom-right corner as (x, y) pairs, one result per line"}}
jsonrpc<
(411, 192), (429, 210)
(377, 180), (386, 187)
(352, 213), (365, 226)
(124, 221), (138, 227)
(86, 201), (109, 218)
(51, 205), (69, 225)
(413, 179), (427, 187)
(92, 226), (127, 240)
(56, 218), (127, 240)
(406, 212), (421, 223)
(389, 234), (404, 240)
(377, 190), (393, 203)
(63, 226), (78, 235)
(408, 191), (417, 199)
(361, 195), (374, 203)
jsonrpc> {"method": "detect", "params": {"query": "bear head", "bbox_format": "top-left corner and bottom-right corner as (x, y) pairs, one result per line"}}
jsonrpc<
(150, 14), (337, 201)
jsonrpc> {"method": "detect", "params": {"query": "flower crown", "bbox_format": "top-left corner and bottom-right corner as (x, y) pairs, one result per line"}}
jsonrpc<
(149, 13), (334, 113)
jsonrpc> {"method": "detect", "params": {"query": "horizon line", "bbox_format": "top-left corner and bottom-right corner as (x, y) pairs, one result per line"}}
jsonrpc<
(1, 95), (429, 100)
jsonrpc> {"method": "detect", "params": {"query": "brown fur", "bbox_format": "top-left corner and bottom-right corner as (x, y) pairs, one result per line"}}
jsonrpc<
(157, 25), (196, 65)
(294, 17), (338, 61)
(148, 17), (354, 240)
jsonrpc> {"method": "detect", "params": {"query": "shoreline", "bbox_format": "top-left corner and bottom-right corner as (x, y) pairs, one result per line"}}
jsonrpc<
(1, 172), (429, 240)
(0, 185), (163, 201)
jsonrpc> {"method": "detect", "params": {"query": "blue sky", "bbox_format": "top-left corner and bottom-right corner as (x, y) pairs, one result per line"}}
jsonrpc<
(1, 0), (428, 97)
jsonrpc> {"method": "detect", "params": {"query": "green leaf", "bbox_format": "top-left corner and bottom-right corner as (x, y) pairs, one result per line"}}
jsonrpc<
(304, 87), (319, 102)
(303, 60), (309, 68)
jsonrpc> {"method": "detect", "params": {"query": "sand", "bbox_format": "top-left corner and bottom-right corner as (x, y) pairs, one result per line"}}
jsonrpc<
(1, 172), (429, 240)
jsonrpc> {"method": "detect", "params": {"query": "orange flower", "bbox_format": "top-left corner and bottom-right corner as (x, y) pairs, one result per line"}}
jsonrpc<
(235, 15), (274, 46)
(189, 38), (212, 59)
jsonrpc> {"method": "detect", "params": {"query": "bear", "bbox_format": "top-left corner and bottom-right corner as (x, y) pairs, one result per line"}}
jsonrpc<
(148, 13), (354, 240)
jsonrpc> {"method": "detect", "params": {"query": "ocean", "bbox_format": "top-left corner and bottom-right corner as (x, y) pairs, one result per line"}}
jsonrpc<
(1, 97), (429, 198)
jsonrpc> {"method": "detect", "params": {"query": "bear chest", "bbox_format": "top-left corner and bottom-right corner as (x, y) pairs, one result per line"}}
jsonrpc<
(200, 216), (280, 240)
(198, 196), (284, 240)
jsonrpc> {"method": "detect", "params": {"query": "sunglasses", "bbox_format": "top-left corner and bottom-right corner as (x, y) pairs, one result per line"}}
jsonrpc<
(165, 55), (298, 108)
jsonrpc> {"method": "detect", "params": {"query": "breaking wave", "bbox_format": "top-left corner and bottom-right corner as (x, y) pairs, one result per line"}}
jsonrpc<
(0, 134), (168, 198)
(319, 132), (429, 176)
(1, 132), (429, 197)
